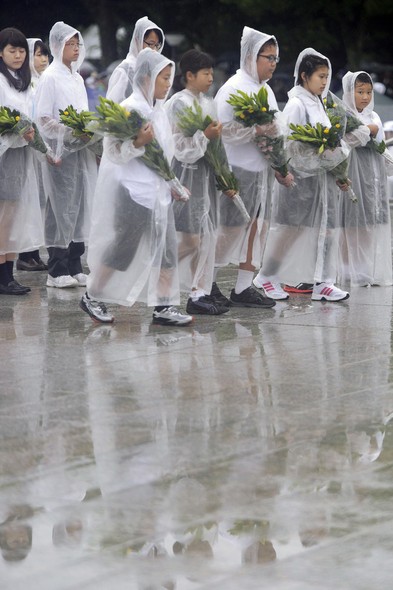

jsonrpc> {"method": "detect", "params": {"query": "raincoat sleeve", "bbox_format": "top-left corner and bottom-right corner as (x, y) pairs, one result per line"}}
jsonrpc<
(104, 135), (145, 164)
(370, 112), (393, 175)
(106, 67), (131, 103)
(0, 88), (28, 156)
(344, 124), (370, 148)
(215, 85), (256, 145)
(167, 98), (209, 164)
(0, 131), (27, 157)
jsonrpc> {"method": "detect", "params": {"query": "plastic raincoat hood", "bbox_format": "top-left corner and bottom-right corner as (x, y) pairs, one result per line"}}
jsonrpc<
(342, 70), (375, 118)
(126, 16), (165, 62)
(240, 26), (278, 83)
(49, 21), (85, 73)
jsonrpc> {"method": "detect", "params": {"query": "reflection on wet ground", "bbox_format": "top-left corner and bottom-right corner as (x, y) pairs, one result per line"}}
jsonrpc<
(1, 261), (393, 589)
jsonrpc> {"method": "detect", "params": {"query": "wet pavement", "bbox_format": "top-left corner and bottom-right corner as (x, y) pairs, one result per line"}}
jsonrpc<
(1, 258), (393, 589)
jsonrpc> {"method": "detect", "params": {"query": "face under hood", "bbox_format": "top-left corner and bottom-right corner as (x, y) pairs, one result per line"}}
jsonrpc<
(342, 70), (374, 117)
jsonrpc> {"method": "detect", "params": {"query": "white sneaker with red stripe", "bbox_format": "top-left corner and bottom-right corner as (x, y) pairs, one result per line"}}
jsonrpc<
(253, 275), (289, 300)
(311, 282), (349, 302)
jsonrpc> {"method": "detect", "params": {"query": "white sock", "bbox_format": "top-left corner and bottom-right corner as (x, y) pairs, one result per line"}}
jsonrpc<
(190, 289), (205, 301)
(234, 269), (254, 294)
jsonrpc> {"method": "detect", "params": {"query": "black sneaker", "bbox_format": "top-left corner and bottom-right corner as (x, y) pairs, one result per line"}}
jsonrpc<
(230, 286), (276, 308)
(209, 282), (231, 307)
(186, 296), (230, 315)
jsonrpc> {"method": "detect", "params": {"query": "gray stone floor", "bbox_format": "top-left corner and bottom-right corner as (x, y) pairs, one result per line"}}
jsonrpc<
(1, 260), (393, 589)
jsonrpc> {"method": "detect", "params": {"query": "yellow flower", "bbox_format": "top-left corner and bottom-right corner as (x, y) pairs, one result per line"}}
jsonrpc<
(15, 115), (20, 121)
(261, 107), (267, 112)
(240, 113), (245, 119)
(323, 138), (327, 142)
(64, 111), (69, 116)
(248, 108), (254, 113)
(323, 128), (329, 134)
(332, 103), (337, 107)
(335, 123), (340, 129)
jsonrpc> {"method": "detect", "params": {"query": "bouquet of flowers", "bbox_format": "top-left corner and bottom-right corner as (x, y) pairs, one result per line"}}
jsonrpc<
(59, 104), (97, 138)
(175, 99), (250, 222)
(88, 97), (189, 201)
(288, 120), (357, 202)
(0, 105), (49, 155)
(324, 91), (393, 165)
(227, 87), (291, 180)
(59, 104), (103, 156)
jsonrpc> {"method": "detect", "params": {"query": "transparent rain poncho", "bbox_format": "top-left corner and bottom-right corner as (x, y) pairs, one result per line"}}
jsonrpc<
(165, 89), (220, 293)
(106, 16), (165, 104)
(87, 49), (181, 307)
(34, 21), (98, 247)
(27, 38), (47, 210)
(27, 38), (42, 89)
(337, 70), (392, 286)
(213, 26), (278, 268)
(261, 48), (348, 285)
(0, 63), (43, 255)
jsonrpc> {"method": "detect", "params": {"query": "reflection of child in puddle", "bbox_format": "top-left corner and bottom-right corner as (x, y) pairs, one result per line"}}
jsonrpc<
(0, 505), (33, 562)
(52, 518), (84, 547)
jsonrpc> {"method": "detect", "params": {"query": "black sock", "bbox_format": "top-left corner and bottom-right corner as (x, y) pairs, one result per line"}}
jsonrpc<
(5, 260), (14, 282)
(0, 263), (9, 285)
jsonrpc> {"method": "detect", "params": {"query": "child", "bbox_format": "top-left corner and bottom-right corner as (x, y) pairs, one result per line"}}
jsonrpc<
(0, 27), (43, 295)
(34, 21), (98, 288)
(80, 48), (192, 326)
(254, 48), (350, 302)
(106, 16), (164, 104)
(338, 71), (393, 286)
(17, 38), (50, 272)
(165, 49), (231, 315)
(213, 26), (292, 308)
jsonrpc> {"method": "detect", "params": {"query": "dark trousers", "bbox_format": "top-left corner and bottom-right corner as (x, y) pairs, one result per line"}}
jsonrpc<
(47, 241), (85, 277)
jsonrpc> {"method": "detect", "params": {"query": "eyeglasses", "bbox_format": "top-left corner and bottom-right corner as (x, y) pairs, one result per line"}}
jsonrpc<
(258, 54), (280, 63)
(144, 40), (162, 50)
(65, 42), (83, 48)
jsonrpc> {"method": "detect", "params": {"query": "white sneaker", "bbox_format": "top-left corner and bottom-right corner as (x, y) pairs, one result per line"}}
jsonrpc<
(80, 293), (114, 323)
(152, 306), (193, 326)
(253, 276), (288, 300)
(46, 275), (78, 288)
(72, 273), (88, 287)
(311, 282), (349, 302)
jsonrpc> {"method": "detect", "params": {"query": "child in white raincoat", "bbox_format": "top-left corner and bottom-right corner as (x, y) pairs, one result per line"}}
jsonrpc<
(34, 21), (98, 289)
(80, 48), (192, 326)
(17, 37), (50, 273)
(0, 27), (43, 295)
(165, 49), (231, 316)
(338, 71), (393, 287)
(255, 48), (350, 302)
(106, 16), (164, 104)
(214, 26), (292, 308)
